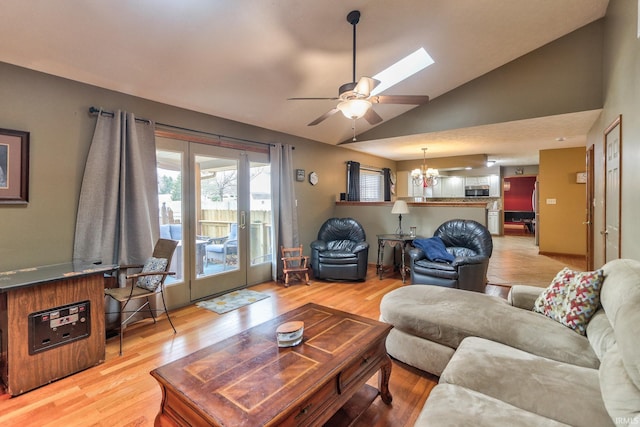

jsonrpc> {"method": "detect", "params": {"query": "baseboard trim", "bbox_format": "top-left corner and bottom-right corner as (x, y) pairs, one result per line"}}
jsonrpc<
(538, 251), (585, 259)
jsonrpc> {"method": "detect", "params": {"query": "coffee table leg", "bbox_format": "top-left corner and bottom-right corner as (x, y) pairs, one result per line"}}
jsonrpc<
(379, 355), (393, 404)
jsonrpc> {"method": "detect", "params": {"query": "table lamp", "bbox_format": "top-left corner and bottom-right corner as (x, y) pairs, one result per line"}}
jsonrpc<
(391, 200), (410, 235)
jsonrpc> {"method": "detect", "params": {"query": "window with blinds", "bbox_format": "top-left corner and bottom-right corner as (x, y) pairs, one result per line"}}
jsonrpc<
(360, 168), (384, 201)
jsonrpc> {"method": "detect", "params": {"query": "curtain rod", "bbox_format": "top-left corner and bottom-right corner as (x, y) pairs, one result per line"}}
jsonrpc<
(346, 161), (385, 172)
(88, 106), (280, 149)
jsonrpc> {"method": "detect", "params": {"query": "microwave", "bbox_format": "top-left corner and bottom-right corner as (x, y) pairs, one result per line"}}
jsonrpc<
(465, 185), (490, 197)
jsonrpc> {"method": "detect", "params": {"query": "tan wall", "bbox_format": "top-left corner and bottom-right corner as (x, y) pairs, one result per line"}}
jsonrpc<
(0, 61), (391, 271)
(538, 147), (587, 255)
(358, 21), (603, 142)
(288, 143), (395, 257)
(334, 203), (487, 265)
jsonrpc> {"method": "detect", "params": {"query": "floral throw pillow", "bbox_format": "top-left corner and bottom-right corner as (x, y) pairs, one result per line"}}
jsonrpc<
(136, 257), (168, 292)
(533, 267), (604, 335)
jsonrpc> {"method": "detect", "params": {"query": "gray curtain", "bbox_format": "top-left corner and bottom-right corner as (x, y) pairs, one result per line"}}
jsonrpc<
(347, 161), (360, 201)
(383, 168), (391, 201)
(73, 109), (159, 268)
(270, 143), (299, 281)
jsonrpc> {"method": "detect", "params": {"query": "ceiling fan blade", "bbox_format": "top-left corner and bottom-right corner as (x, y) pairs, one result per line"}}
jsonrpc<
(288, 97), (339, 101)
(353, 77), (380, 97)
(370, 95), (430, 105)
(308, 108), (340, 126)
(364, 108), (383, 125)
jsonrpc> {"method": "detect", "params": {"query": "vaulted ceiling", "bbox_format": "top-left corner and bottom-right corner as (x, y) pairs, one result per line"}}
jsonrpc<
(0, 0), (609, 165)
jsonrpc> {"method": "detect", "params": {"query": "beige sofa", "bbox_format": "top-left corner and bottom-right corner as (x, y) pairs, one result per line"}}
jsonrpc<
(380, 258), (640, 426)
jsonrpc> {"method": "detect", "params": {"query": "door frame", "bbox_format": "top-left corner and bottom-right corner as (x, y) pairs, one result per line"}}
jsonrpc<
(586, 144), (595, 270)
(156, 130), (274, 307)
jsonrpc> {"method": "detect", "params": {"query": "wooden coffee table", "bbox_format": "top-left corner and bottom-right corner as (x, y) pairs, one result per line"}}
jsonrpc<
(150, 303), (393, 426)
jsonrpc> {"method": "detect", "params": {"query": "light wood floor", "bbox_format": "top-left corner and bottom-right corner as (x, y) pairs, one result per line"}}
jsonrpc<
(0, 235), (584, 427)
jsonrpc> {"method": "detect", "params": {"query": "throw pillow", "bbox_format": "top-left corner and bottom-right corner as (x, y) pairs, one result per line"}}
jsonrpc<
(136, 257), (168, 292)
(533, 267), (604, 335)
(412, 237), (455, 263)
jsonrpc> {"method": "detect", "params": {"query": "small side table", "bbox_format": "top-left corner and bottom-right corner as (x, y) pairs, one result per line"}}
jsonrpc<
(376, 234), (418, 283)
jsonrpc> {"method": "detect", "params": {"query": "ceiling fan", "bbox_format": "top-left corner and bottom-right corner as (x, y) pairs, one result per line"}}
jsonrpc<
(288, 10), (430, 127)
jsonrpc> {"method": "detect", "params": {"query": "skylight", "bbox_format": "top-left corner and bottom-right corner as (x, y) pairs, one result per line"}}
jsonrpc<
(371, 48), (434, 96)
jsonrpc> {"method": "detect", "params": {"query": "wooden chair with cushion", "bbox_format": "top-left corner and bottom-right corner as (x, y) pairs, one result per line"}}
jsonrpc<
(281, 245), (310, 287)
(105, 238), (178, 355)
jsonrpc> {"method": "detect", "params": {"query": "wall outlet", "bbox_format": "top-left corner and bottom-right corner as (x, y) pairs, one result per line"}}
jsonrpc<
(546, 198), (557, 205)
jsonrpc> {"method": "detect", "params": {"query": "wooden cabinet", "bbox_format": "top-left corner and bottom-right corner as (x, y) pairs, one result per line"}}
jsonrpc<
(0, 263), (113, 395)
(440, 176), (465, 197)
(489, 175), (501, 197)
(465, 176), (490, 186)
(399, 172), (500, 199)
(487, 210), (501, 235)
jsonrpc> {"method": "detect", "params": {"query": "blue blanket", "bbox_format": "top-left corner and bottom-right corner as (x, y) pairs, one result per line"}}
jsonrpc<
(413, 237), (455, 263)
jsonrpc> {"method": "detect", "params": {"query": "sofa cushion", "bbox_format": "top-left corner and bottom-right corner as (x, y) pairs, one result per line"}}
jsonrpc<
(439, 337), (613, 427)
(508, 285), (544, 310)
(317, 252), (358, 266)
(160, 224), (172, 239)
(600, 259), (640, 329)
(532, 267), (604, 335)
(600, 259), (640, 389)
(380, 285), (599, 368)
(383, 327), (455, 376)
(412, 259), (458, 279)
(586, 310), (616, 361)
(415, 384), (571, 427)
(599, 343), (640, 426)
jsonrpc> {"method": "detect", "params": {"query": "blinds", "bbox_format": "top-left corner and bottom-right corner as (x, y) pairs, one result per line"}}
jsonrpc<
(360, 168), (384, 201)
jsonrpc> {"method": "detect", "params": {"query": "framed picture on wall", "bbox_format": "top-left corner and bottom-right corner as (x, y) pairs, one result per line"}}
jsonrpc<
(0, 128), (29, 204)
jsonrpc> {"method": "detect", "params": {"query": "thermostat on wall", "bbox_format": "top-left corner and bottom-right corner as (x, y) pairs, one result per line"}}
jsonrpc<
(576, 172), (587, 184)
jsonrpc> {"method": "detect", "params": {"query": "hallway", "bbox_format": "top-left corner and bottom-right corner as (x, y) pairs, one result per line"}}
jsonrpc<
(487, 234), (586, 287)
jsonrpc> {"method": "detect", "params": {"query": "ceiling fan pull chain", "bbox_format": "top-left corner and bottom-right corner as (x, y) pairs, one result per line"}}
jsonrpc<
(352, 120), (357, 141)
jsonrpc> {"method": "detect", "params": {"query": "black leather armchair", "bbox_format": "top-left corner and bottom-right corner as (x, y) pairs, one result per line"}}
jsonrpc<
(310, 218), (369, 281)
(409, 219), (493, 292)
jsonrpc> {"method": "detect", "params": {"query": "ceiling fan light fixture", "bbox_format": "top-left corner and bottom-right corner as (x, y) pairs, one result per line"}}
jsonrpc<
(337, 99), (371, 119)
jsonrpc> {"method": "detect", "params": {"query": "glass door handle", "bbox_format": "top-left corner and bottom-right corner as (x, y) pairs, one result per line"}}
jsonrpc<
(240, 211), (246, 229)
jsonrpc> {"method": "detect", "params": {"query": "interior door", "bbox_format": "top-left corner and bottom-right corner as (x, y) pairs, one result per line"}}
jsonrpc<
(604, 116), (622, 262)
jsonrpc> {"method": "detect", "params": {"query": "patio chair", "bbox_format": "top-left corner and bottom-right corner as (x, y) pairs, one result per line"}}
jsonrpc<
(205, 223), (238, 270)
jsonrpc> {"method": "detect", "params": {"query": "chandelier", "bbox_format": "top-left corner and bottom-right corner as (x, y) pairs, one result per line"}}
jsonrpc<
(411, 148), (439, 189)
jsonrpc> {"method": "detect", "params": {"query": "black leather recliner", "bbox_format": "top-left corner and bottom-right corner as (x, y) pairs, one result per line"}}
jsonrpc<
(409, 219), (493, 292)
(310, 218), (369, 281)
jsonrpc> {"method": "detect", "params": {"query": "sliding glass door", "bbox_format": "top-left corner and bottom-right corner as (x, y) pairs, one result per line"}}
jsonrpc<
(156, 135), (273, 304)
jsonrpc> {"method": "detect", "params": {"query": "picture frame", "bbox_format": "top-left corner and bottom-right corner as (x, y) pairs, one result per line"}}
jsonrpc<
(0, 128), (30, 204)
(295, 169), (305, 182)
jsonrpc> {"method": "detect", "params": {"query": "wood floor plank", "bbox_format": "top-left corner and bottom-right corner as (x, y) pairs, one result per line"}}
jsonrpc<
(0, 235), (574, 426)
